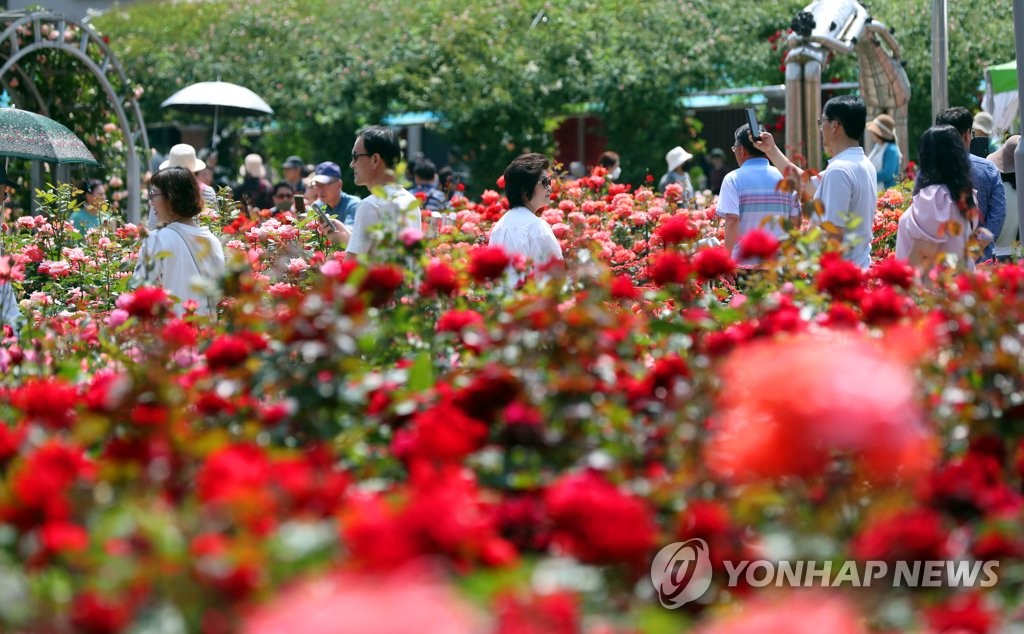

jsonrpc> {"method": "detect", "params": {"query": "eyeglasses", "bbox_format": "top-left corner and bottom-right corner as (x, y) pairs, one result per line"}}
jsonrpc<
(817, 116), (833, 127)
(540, 177), (552, 189)
(351, 151), (372, 161)
(148, 189), (163, 199)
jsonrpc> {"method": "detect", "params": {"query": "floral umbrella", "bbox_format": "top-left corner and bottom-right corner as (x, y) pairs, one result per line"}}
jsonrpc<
(0, 108), (99, 166)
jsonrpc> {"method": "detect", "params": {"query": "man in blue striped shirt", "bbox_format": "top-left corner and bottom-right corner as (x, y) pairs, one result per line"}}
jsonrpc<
(717, 123), (801, 266)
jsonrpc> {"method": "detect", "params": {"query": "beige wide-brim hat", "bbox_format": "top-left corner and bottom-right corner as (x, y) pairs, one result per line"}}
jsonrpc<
(866, 114), (897, 142)
(988, 135), (1020, 174)
(159, 144), (206, 172)
(973, 111), (995, 136)
(239, 153), (267, 179)
(665, 146), (693, 172)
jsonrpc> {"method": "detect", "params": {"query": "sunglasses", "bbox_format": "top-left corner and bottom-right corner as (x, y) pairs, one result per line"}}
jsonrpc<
(351, 151), (372, 160)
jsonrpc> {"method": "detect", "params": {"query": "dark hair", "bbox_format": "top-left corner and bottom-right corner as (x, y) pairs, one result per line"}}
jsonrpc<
(823, 95), (867, 140)
(360, 125), (401, 168)
(79, 178), (104, 195)
(151, 166), (202, 218)
(734, 124), (766, 158)
(599, 151), (620, 168)
(438, 166), (455, 192)
(413, 159), (437, 181)
(273, 181), (294, 196)
(935, 107), (973, 136)
(503, 153), (549, 207)
(913, 124), (973, 209)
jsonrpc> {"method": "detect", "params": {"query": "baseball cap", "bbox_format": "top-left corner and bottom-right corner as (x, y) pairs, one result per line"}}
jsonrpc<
(312, 161), (342, 184)
(282, 155), (304, 169)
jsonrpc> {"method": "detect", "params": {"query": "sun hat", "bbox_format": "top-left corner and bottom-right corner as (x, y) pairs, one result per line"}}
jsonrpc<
(866, 114), (897, 142)
(987, 135), (1019, 174)
(665, 146), (693, 172)
(238, 153), (267, 179)
(973, 112), (995, 136)
(159, 144), (206, 173)
(312, 161), (343, 184)
(281, 155), (304, 169)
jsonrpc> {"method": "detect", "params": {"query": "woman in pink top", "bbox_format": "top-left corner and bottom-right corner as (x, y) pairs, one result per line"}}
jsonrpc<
(896, 125), (991, 272)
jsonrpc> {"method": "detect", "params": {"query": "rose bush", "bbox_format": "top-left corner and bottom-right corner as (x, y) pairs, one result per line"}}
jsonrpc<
(0, 170), (1019, 633)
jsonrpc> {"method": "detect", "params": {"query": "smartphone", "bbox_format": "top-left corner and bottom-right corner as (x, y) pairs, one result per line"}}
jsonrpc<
(293, 193), (306, 214)
(745, 107), (762, 142)
(969, 136), (990, 159)
(309, 198), (333, 226)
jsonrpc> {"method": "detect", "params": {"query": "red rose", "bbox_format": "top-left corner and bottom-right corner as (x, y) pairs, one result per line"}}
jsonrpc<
(162, 319), (198, 348)
(39, 521), (89, 555)
(871, 256), (915, 288)
(10, 377), (78, 429)
(816, 252), (864, 302)
(925, 593), (996, 634)
(130, 403), (170, 428)
(468, 246), (511, 281)
(650, 251), (692, 285)
(737, 229), (780, 260)
(655, 214), (698, 245)
(437, 309), (484, 334)
(851, 507), (951, 562)
(392, 402), (487, 465)
(116, 286), (170, 318)
(421, 259), (459, 296)
(360, 264), (404, 305)
(859, 286), (909, 325)
(610, 274), (639, 299)
(544, 470), (656, 566)
(707, 333), (934, 483)
(693, 247), (736, 281)
(70, 591), (131, 634)
(205, 334), (253, 370)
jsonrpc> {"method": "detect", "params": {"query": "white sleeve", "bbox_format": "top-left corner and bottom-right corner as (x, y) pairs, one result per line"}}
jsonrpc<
(717, 173), (740, 216)
(345, 199), (380, 255)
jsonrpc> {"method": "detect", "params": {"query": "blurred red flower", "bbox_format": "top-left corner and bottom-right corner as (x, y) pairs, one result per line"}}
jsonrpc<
(70, 591), (132, 634)
(421, 258), (460, 296)
(925, 592), (995, 634)
(392, 402), (488, 465)
(706, 333), (935, 483)
(10, 376), (78, 429)
(851, 507), (951, 562)
(694, 247), (737, 281)
(651, 251), (692, 285)
(697, 593), (865, 634)
(656, 214), (699, 245)
(116, 286), (169, 318)
(468, 245), (511, 281)
(737, 229), (780, 260)
(205, 334), (255, 370)
(544, 470), (657, 566)
(871, 256), (915, 288)
(816, 252), (865, 302)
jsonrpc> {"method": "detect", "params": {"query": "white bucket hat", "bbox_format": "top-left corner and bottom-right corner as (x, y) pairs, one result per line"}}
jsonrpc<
(665, 146), (693, 172)
(159, 144), (206, 172)
(239, 153), (267, 179)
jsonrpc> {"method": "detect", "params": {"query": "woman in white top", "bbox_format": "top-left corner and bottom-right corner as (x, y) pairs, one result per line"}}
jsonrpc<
(488, 153), (563, 278)
(895, 125), (989, 272)
(133, 166), (226, 316)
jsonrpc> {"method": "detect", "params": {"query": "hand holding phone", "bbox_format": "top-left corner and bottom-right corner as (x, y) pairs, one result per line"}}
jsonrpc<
(745, 107), (762, 143)
(293, 193), (307, 215)
(307, 198), (333, 227)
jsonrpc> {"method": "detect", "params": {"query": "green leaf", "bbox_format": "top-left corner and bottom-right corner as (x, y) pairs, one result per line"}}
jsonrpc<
(407, 350), (435, 392)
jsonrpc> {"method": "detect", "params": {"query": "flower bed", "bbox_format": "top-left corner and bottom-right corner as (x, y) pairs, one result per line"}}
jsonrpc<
(0, 174), (1020, 633)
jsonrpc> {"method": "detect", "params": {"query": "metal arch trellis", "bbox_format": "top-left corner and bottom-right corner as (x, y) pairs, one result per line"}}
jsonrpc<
(0, 9), (150, 222)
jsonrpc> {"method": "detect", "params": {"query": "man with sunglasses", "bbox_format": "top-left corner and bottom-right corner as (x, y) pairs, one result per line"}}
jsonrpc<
(754, 95), (877, 269)
(328, 125), (419, 256)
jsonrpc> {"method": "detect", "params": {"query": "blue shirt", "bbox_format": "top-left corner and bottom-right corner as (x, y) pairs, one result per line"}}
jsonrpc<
(968, 153), (1006, 260)
(322, 192), (362, 225)
(716, 158), (800, 265)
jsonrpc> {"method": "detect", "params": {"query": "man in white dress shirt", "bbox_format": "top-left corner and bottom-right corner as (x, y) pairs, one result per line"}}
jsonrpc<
(754, 95), (877, 269)
(488, 153), (563, 282)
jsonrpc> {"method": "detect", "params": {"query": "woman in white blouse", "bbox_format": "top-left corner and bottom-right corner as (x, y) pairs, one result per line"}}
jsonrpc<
(133, 167), (225, 316)
(488, 153), (563, 280)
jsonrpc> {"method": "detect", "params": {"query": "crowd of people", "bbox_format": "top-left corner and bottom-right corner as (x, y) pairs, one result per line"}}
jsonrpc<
(3, 97), (1022, 322)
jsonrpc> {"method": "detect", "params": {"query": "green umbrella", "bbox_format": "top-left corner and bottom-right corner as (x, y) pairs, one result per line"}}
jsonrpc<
(0, 108), (98, 166)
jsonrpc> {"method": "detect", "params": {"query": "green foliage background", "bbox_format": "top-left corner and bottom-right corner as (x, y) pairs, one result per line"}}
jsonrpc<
(92, 0), (1015, 188)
